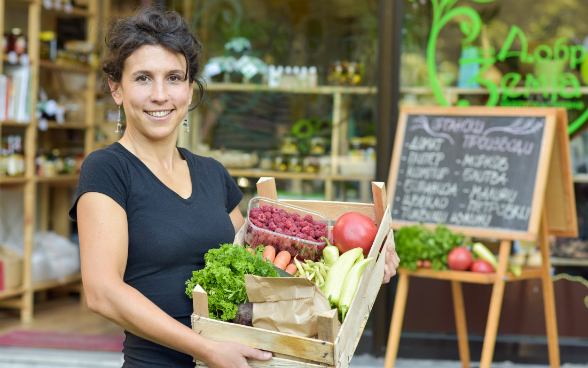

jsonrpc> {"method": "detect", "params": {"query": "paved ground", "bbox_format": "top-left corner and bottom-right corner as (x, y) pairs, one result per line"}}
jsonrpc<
(0, 348), (587, 368)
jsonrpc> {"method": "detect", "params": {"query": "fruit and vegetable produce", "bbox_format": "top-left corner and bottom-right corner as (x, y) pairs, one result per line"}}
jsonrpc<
(322, 237), (340, 267)
(185, 244), (278, 321)
(337, 257), (373, 321)
(472, 242), (498, 270)
(232, 302), (253, 326)
(394, 224), (463, 271)
(470, 259), (494, 273)
(245, 203), (329, 261)
(293, 258), (330, 289)
(332, 212), (378, 257)
(273, 250), (291, 270)
(323, 247), (364, 306)
(447, 247), (473, 271)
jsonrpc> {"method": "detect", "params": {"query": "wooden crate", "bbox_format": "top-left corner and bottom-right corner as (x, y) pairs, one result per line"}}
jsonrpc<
(191, 178), (393, 368)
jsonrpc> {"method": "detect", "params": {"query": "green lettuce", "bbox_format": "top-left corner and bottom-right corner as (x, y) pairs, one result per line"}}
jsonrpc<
(185, 244), (279, 321)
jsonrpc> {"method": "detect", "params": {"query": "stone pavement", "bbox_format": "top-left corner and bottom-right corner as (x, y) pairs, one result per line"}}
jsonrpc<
(0, 348), (587, 368)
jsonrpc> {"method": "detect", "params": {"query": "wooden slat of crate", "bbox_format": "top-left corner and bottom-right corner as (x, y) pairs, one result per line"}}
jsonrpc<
(333, 210), (392, 367)
(195, 356), (330, 368)
(278, 200), (376, 222)
(191, 315), (335, 365)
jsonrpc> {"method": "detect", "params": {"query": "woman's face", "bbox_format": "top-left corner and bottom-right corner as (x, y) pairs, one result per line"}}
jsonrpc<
(110, 45), (193, 140)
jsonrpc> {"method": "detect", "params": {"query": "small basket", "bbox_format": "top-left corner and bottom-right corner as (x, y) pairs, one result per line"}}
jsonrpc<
(245, 197), (330, 261)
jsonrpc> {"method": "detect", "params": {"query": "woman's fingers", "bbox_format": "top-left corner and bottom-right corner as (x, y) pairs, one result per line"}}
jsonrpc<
(242, 346), (272, 361)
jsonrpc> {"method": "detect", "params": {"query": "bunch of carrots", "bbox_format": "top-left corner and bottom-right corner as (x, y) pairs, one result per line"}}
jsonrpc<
(248, 245), (297, 275)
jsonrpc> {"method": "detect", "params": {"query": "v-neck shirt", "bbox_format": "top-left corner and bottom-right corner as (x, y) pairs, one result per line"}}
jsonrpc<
(69, 142), (243, 367)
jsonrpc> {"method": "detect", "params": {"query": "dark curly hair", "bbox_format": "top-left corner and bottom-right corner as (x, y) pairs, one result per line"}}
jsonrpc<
(101, 7), (204, 110)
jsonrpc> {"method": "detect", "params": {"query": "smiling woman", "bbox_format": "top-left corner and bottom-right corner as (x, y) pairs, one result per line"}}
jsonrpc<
(67, 7), (271, 368)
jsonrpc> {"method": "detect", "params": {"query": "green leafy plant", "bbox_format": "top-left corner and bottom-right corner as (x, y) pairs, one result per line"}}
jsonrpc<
(394, 224), (463, 271)
(291, 118), (331, 155)
(185, 244), (279, 321)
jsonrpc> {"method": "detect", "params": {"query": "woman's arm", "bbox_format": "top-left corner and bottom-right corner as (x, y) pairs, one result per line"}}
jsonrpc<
(229, 206), (245, 234)
(77, 192), (269, 368)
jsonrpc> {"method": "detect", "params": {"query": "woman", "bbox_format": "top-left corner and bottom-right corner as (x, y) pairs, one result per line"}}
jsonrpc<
(70, 7), (400, 368)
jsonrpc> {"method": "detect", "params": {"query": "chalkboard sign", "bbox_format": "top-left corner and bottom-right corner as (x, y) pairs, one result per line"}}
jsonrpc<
(387, 107), (562, 240)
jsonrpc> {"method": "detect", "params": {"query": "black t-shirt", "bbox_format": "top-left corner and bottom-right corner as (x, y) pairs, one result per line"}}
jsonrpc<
(69, 142), (243, 367)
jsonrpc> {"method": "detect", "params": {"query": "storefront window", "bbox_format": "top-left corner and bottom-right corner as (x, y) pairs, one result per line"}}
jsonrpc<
(400, 0), (588, 263)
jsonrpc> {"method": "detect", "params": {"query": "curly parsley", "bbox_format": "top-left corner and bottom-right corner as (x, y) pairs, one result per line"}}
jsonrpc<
(185, 244), (279, 321)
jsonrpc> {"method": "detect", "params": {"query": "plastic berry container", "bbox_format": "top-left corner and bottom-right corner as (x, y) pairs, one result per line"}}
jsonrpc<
(245, 197), (330, 262)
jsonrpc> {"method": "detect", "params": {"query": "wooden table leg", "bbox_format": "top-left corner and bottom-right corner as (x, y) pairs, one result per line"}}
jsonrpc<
(479, 240), (511, 368)
(384, 272), (410, 368)
(451, 281), (470, 368)
(540, 212), (560, 368)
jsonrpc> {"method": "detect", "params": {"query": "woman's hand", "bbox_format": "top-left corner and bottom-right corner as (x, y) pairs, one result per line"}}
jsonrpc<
(203, 341), (272, 368)
(382, 241), (400, 284)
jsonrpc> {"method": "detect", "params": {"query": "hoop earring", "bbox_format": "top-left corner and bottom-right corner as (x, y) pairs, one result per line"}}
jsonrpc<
(183, 116), (189, 133)
(115, 105), (122, 133)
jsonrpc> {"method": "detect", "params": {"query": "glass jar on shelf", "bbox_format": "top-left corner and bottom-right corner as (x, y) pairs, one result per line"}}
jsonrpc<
(287, 155), (302, 173)
(280, 135), (298, 155)
(273, 155), (287, 171)
(310, 137), (327, 155)
(302, 156), (318, 173)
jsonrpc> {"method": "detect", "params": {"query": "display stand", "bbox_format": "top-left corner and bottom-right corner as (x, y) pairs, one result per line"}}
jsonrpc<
(383, 107), (577, 368)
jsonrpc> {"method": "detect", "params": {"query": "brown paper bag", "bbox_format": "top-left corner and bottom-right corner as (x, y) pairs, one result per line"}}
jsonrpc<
(245, 274), (331, 338)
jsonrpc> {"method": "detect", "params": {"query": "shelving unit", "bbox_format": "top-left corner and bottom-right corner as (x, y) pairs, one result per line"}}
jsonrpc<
(189, 83), (378, 202)
(0, 0), (97, 322)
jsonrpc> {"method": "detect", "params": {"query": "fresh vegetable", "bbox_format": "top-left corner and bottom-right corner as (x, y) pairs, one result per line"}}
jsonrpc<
(422, 260), (432, 268)
(447, 247), (473, 271)
(321, 237), (340, 267)
(470, 259), (494, 273)
(323, 247), (363, 306)
(293, 259), (330, 289)
(509, 263), (522, 277)
(332, 212), (378, 257)
(274, 250), (291, 270)
(285, 264), (298, 275)
(472, 242), (498, 270)
(394, 224), (463, 271)
(338, 257), (373, 321)
(185, 244), (279, 321)
(262, 245), (276, 263)
(232, 302), (253, 326)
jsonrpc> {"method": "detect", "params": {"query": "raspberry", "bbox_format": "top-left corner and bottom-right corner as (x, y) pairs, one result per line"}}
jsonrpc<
(294, 221), (301, 227)
(284, 229), (292, 236)
(299, 221), (309, 228)
(269, 222), (277, 231)
(275, 228), (284, 234)
(271, 207), (279, 213)
(293, 212), (302, 219)
(259, 205), (270, 212)
(249, 211), (259, 219)
(291, 228), (299, 235)
(309, 231), (317, 239)
(278, 209), (287, 216)
(250, 207), (261, 213)
(316, 222), (327, 228)
(252, 219), (263, 228)
(272, 213), (281, 221)
(304, 215), (314, 222)
(301, 226), (311, 235)
(258, 214), (267, 222)
(264, 211), (272, 219)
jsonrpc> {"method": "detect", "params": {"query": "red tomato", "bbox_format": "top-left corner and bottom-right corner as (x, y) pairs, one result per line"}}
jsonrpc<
(470, 259), (494, 273)
(447, 247), (473, 271)
(332, 212), (378, 257)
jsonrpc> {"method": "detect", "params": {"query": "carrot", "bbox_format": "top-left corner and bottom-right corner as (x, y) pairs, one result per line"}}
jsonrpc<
(262, 245), (276, 263)
(246, 247), (255, 254)
(285, 264), (297, 275)
(273, 251), (291, 270)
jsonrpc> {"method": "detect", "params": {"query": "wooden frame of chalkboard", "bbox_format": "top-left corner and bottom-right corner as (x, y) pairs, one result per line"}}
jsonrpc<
(386, 106), (564, 241)
(384, 106), (576, 368)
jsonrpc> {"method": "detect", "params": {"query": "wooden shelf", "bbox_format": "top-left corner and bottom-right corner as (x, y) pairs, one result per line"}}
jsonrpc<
(1, 120), (30, 127)
(45, 121), (88, 129)
(42, 6), (94, 18)
(551, 257), (588, 267)
(207, 83), (377, 95)
(39, 59), (93, 74)
(0, 176), (27, 185)
(32, 273), (82, 292)
(0, 287), (25, 301)
(398, 266), (543, 285)
(35, 174), (79, 183)
(227, 168), (374, 181)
